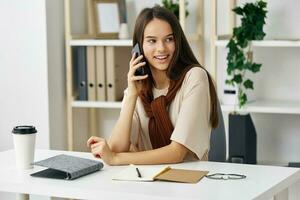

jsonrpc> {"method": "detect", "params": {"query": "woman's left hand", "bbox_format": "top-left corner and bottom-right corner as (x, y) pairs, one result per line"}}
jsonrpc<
(87, 136), (117, 165)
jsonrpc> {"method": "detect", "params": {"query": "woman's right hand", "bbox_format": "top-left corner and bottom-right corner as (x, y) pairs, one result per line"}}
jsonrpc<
(127, 53), (148, 96)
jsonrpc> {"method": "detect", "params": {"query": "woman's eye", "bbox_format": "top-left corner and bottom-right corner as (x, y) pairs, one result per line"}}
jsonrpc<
(148, 39), (156, 43)
(166, 37), (174, 42)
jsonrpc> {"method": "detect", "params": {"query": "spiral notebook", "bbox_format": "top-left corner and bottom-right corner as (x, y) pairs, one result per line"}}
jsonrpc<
(30, 154), (103, 180)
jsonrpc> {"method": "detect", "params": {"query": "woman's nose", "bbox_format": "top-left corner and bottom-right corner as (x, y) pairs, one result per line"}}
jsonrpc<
(156, 41), (166, 52)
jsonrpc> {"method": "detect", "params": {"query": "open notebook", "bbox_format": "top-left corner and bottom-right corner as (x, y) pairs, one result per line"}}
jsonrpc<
(112, 164), (208, 183)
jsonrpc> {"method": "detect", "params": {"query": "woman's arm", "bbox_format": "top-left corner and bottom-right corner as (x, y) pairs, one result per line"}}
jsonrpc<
(107, 93), (137, 153)
(113, 141), (189, 165)
(88, 137), (188, 165)
(106, 53), (147, 153)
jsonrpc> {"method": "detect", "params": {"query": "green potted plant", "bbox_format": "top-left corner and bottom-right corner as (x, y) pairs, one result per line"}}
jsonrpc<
(226, 0), (267, 109)
(161, 0), (189, 19)
(226, 0), (267, 164)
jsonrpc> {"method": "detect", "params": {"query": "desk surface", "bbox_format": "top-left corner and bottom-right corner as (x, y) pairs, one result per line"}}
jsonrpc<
(0, 149), (299, 200)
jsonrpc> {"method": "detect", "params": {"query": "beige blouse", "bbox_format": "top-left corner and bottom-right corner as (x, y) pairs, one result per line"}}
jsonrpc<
(121, 67), (212, 161)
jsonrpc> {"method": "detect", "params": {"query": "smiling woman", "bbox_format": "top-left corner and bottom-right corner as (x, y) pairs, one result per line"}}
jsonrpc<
(87, 6), (219, 166)
(142, 18), (175, 88)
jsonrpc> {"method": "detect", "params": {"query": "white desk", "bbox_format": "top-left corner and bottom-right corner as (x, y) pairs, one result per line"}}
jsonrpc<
(0, 149), (299, 200)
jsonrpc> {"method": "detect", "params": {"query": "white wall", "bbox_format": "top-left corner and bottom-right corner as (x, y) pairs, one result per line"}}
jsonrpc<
(0, 0), (50, 151)
(0, 0), (66, 199)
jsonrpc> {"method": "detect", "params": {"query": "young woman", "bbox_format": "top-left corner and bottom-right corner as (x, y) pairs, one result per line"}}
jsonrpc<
(87, 6), (218, 165)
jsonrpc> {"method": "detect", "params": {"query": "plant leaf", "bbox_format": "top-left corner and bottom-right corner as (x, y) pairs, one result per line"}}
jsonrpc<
(225, 79), (235, 86)
(258, 0), (267, 9)
(232, 7), (243, 15)
(251, 63), (262, 73)
(244, 61), (252, 70)
(244, 79), (254, 89)
(239, 93), (247, 108)
(233, 74), (242, 84)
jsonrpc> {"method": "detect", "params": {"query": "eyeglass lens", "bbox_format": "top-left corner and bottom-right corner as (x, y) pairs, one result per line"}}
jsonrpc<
(205, 173), (246, 180)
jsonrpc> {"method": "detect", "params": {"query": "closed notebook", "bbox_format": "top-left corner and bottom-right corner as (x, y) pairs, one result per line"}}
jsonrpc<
(112, 164), (208, 183)
(30, 154), (103, 180)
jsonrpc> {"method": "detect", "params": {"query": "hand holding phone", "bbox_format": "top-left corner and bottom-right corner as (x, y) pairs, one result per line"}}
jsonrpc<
(131, 43), (148, 76)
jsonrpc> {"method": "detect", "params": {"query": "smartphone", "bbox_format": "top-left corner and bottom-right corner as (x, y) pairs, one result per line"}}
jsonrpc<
(131, 43), (149, 76)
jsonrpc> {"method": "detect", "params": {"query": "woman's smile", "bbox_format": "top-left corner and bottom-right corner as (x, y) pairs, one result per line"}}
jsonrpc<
(153, 54), (170, 63)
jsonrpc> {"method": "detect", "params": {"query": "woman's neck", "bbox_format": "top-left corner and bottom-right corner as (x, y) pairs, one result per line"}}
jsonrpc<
(151, 68), (170, 89)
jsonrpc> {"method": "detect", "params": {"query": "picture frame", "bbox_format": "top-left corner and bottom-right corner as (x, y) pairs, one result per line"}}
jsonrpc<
(92, 0), (121, 39)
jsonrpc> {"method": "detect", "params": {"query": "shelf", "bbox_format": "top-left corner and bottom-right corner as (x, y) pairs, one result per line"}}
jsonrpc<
(71, 99), (300, 113)
(221, 99), (300, 114)
(69, 34), (202, 47)
(69, 39), (132, 46)
(215, 40), (300, 47)
(71, 101), (122, 109)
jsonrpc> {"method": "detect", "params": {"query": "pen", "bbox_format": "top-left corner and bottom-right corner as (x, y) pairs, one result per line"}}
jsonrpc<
(136, 167), (142, 178)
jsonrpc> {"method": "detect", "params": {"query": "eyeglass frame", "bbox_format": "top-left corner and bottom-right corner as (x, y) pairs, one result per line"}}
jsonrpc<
(205, 173), (246, 180)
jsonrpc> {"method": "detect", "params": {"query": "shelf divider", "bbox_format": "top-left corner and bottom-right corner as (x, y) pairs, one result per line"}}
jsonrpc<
(221, 100), (300, 114)
(215, 39), (300, 47)
(72, 101), (122, 109)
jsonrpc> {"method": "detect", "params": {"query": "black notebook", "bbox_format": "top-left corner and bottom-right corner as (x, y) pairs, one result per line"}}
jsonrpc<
(31, 154), (103, 180)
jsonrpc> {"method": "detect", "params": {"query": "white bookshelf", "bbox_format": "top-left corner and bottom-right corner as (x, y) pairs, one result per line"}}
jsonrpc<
(215, 39), (300, 47)
(72, 101), (122, 109)
(221, 100), (300, 114)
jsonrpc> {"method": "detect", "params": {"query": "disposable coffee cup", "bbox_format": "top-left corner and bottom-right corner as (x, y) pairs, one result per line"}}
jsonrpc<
(12, 126), (37, 169)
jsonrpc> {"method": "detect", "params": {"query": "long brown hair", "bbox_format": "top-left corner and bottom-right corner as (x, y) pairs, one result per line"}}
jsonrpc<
(132, 6), (218, 128)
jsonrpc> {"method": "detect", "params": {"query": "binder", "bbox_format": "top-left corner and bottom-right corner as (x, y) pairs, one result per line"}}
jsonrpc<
(31, 154), (103, 180)
(73, 46), (87, 100)
(95, 46), (106, 101)
(105, 46), (131, 101)
(87, 46), (97, 101)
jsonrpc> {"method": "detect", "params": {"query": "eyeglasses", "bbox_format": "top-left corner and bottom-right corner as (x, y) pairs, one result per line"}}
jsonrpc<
(205, 173), (246, 180)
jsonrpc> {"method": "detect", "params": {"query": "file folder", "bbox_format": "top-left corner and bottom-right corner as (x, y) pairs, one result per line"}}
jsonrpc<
(96, 46), (106, 101)
(87, 46), (97, 101)
(105, 46), (131, 101)
(73, 46), (87, 100)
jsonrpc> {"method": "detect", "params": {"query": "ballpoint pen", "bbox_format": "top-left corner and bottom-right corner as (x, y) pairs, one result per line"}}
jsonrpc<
(136, 167), (142, 178)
